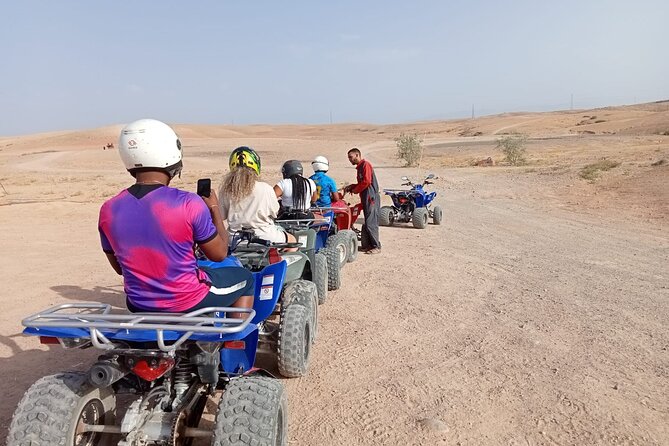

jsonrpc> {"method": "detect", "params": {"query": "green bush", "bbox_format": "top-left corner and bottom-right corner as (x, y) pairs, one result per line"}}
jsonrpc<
(579, 159), (620, 181)
(395, 133), (423, 167)
(496, 134), (528, 166)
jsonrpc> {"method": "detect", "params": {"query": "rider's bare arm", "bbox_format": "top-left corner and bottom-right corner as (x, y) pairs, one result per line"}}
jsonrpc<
(199, 235), (227, 262)
(199, 190), (229, 260)
(105, 253), (122, 275)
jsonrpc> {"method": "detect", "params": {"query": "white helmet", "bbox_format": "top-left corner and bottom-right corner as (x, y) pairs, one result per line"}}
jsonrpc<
(118, 119), (183, 178)
(311, 155), (329, 173)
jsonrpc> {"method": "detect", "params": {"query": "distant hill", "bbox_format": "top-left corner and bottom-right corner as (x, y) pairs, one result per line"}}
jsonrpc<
(2, 101), (668, 151)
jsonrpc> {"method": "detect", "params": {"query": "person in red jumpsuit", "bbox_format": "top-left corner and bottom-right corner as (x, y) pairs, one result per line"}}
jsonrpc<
(343, 148), (381, 254)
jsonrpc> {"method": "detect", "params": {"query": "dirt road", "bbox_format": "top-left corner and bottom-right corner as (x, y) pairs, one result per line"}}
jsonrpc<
(0, 122), (667, 445)
(279, 165), (668, 445)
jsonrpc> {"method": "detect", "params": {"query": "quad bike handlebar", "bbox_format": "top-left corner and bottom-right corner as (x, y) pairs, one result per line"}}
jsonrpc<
(230, 229), (302, 252)
(400, 176), (437, 188)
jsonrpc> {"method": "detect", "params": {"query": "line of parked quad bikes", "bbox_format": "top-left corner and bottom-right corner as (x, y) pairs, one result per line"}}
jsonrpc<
(6, 174), (442, 445)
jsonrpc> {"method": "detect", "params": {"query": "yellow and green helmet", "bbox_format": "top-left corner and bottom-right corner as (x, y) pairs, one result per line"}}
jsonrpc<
(229, 146), (261, 175)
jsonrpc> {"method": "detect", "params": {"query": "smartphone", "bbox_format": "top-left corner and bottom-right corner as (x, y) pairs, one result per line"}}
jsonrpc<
(197, 178), (211, 197)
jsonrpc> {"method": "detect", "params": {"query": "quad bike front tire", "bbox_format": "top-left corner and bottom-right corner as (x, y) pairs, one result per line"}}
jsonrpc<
(412, 208), (429, 229)
(432, 205), (443, 225)
(325, 232), (349, 270)
(8, 372), (116, 446)
(340, 229), (358, 263)
(213, 375), (288, 446)
(278, 303), (312, 377)
(379, 206), (395, 226)
(313, 252), (328, 305)
(323, 246), (342, 291)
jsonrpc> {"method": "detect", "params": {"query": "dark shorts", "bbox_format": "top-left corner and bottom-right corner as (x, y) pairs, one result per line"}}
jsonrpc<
(127, 266), (254, 313)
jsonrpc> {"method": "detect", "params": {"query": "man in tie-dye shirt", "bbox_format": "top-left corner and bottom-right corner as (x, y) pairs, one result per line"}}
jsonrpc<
(98, 119), (253, 313)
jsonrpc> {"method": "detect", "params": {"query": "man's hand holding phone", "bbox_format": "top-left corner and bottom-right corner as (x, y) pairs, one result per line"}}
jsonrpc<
(196, 178), (228, 256)
(197, 178), (219, 209)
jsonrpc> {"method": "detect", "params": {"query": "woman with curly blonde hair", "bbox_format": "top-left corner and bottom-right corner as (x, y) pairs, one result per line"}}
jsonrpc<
(219, 146), (297, 246)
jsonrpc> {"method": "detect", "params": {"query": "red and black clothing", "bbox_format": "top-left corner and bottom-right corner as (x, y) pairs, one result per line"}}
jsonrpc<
(351, 159), (381, 250)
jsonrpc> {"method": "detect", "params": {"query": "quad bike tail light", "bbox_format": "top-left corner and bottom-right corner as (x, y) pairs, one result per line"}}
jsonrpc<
(223, 340), (246, 350)
(129, 357), (175, 381)
(268, 248), (281, 264)
(39, 336), (60, 345)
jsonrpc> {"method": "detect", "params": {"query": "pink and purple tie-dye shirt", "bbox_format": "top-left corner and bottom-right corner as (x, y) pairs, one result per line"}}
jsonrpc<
(98, 185), (216, 312)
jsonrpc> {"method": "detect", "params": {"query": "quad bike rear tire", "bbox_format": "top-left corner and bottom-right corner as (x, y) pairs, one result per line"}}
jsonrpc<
(313, 252), (328, 305)
(278, 303), (312, 377)
(325, 232), (349, 270)
(379, 206), (395, 226)
(213, 375), (288, 446)
(323, 247), (342, 291)
(340, 229), (358, 263)
(282, 279), (318, 342)
(432, 205), (443, 225)
(412, 208), (429, 229)
(7, 372), (116, 446)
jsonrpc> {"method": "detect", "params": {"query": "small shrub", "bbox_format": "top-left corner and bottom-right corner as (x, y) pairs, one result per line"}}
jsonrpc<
(651, 159), (666, 166)
(395, 133), (423, 167)
(579, 159), (621, 181)
(496, 134), (528, 166)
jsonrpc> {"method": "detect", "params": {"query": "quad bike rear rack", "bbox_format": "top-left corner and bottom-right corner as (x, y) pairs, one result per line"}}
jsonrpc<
(22, 303), (255, 352)
(275, 216), (330, 226)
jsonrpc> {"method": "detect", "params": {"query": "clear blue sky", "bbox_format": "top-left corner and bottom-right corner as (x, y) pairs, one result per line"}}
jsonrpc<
(2, 0), (668, 135)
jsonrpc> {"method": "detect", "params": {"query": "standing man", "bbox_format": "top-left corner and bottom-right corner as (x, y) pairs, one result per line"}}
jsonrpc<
(343, 148), (381, 254)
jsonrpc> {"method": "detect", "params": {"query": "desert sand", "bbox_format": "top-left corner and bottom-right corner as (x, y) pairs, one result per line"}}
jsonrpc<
(0, 102), (667, 445)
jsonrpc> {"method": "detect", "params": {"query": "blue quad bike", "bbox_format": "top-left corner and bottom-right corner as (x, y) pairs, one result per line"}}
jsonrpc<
(276, 209), (357, 294)
(310, 206), (359, 269)
(224, 232), (318, 375)
(6, 244), (306, 446)
(380, 173), (443, 229)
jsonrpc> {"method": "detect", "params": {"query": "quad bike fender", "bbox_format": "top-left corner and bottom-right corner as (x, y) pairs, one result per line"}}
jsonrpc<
(251, 260), (288, 324)
(220, 328), (260, 375)
(332, 209), (352, 230)
(197, 258), (286, 325)
(291, 228), (317, 250)
(350, 203), (363, 221)
(281, 252), (310, 283)
(419, 191), (437, 207)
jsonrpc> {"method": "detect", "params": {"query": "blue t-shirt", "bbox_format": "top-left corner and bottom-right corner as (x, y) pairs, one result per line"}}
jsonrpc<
(310, 172), (338, 207)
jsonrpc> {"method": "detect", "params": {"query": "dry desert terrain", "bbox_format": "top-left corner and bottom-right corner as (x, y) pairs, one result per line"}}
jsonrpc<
(0, 102), (667, 445)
